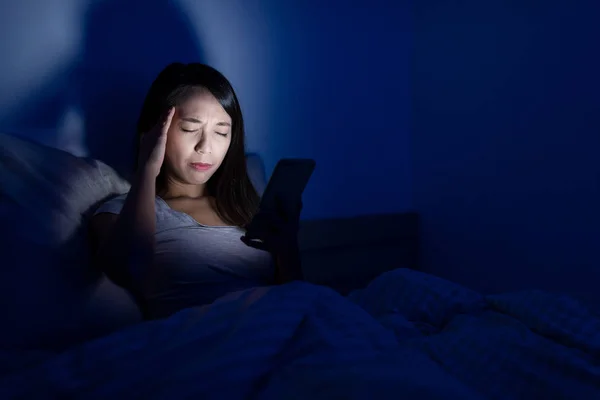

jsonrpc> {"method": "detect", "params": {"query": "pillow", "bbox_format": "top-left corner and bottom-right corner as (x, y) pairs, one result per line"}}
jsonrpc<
(0, 133), (142, 351)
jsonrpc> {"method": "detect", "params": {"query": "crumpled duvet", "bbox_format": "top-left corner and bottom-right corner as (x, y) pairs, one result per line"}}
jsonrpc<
(1, 268), (598, 399)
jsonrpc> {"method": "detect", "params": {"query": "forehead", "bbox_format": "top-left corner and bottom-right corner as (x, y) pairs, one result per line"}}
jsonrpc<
(177, 89), (231, 122)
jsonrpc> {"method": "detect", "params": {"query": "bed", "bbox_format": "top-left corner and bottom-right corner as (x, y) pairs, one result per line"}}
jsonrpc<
(1, 132), (599, 399)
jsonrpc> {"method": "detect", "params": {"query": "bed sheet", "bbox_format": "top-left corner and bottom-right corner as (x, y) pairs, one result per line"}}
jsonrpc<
(0, 269), (598, 399)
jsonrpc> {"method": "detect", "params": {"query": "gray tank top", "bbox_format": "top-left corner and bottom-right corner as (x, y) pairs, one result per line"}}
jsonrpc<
(94, 194), (274, 318)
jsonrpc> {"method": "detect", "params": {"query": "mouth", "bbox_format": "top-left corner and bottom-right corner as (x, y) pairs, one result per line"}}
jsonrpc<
(190, 162), (213, 171)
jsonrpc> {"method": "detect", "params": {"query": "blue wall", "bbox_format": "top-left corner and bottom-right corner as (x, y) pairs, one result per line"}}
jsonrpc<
(0, 0), (412, 221)
(6, 0), (596, 310)
(413, 1), (600, 310)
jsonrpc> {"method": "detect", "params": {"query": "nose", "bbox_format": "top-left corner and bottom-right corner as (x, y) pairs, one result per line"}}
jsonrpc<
(194, 132), (212, 154)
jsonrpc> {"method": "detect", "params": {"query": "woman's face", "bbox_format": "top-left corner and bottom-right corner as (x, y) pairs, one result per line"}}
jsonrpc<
(163, 89), (232, 187)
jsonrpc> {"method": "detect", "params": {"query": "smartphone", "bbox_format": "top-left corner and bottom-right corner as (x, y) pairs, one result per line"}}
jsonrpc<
(244, 158), (316, 245)
(258, 158), (316, 214)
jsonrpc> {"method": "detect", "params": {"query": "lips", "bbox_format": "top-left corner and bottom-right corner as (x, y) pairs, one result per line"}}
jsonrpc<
(190, 162), (213, 171)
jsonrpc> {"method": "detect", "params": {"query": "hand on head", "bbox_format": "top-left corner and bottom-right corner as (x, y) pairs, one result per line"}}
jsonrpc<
(138, 107), (175, 178)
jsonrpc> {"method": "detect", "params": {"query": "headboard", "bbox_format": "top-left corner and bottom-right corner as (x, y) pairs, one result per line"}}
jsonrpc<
(298, 212), (419, 294)
(245, 154), (418, 293)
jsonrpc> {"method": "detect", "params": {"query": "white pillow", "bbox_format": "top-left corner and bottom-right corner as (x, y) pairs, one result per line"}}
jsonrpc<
(0, 133), (142, 351)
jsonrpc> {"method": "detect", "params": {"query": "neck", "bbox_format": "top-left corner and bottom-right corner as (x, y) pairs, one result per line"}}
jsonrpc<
(160, 175), (207, 199)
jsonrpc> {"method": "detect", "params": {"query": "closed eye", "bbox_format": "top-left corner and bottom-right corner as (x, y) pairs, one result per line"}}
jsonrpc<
(215, 132), (229, 137)
(181, 127), (197, 133)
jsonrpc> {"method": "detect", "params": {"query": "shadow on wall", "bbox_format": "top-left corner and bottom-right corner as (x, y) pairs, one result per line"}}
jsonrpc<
(0, 1), (205, 350)
(3, 0), (204, 178)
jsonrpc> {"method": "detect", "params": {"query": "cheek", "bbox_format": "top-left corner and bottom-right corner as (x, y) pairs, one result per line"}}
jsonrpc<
(166, 134), (191, 160)
(214, 139), (232, 164)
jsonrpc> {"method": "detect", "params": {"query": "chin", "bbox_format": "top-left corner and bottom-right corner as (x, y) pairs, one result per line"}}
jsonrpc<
(186, 171), (214, 185)
(187, 176), (211, 186)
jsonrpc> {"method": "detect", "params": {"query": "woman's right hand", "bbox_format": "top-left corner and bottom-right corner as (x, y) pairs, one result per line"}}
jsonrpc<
(138, 107), (175, 178)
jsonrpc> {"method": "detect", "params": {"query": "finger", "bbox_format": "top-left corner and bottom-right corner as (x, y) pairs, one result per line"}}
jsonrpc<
(161, 107), (175, 136)
(241, 235), (270, 251)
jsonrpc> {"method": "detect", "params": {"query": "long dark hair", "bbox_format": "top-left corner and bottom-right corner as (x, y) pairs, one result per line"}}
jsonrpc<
(136, 63), (259, 227)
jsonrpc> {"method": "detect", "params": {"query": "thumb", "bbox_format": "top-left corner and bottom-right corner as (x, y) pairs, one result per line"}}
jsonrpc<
(241, 235), (269, 251)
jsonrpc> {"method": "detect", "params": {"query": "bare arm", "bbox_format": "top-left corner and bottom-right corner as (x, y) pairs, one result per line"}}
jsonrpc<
(90, 107), (174, 297)
(91, 168), (158, 297)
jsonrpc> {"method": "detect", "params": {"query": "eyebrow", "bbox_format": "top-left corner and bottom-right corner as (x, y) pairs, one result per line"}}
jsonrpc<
(180, 117), (231, 127)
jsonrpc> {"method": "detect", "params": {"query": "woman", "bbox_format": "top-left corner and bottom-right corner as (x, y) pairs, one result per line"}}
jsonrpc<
(90, 63), (303, 320)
